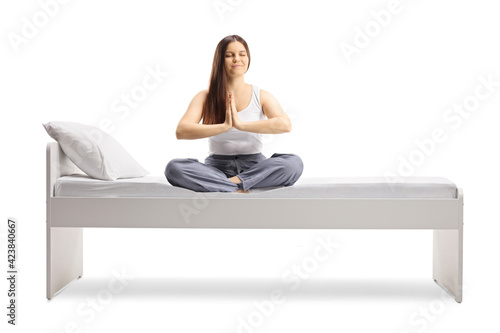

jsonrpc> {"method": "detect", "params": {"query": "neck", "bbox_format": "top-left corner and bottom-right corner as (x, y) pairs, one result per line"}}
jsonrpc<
(226, 75), (247, 92)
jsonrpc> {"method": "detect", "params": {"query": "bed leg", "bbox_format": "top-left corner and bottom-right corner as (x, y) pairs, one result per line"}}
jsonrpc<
(433, 189), (463, 303)
(46, 227), (83, 300)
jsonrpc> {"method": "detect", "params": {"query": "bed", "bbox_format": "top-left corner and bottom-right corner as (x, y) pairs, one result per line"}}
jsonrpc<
(46, 142), (464, 302)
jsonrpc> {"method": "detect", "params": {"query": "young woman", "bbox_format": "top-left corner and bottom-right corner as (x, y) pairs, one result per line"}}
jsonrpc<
(165, 35), (303, 193)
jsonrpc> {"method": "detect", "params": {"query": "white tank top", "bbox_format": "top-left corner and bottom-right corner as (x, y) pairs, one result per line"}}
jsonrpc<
(208, 84), (266, 155)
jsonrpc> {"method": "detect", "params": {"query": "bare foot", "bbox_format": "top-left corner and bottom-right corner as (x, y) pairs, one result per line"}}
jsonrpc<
(229, 176), (247, 193)
(228, 175), (242, 184)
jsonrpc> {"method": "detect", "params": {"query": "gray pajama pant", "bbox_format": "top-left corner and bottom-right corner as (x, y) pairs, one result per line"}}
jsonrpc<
(165, 152), (304, 192)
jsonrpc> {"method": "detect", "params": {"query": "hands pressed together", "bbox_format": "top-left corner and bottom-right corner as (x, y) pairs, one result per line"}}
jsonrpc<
(224, 91), (243, 131)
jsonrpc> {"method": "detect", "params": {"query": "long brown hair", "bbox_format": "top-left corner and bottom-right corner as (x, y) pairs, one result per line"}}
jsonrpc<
(201, 35), (251, 125)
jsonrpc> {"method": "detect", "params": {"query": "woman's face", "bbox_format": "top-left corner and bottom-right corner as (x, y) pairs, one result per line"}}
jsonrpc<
(224, 41), (248, 75)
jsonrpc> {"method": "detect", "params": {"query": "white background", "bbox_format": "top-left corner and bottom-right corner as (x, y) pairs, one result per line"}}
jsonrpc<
(1, 0), (499, 332)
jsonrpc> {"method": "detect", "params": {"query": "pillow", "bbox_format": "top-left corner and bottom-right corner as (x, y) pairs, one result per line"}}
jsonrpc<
(43, 121), (149, 180)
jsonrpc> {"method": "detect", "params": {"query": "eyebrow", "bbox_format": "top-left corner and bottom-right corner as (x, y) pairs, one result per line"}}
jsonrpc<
(226, 50), (246, 53)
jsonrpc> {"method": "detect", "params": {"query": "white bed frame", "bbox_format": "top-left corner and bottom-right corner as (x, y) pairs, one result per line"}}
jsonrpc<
(46, 142), (464, 302)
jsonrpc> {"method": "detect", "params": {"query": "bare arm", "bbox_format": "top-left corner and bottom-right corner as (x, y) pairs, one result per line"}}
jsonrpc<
(231, 89), (292, 134)
(175, 90), (232, 140)
(238, 117), (291, 134)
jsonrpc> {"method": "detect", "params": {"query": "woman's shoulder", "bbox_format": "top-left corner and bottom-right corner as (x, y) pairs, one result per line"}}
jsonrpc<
(191, 89), (209, 102)
(254, 87), (271, 116)
(258, 88), (275, 107)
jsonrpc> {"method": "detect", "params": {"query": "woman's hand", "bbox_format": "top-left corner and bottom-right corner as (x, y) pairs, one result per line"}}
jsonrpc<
(229, 91), (244, 130)
(224, 91), (233, 131)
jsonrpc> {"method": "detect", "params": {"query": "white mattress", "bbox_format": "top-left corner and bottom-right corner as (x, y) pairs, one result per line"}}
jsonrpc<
(54, 175), (457, 198)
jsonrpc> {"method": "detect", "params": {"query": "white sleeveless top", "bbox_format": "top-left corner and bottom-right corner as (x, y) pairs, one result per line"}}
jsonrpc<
(208, 84), (266, 155)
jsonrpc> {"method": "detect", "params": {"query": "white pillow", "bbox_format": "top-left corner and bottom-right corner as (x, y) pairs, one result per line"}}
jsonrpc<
(43, 121), (149, 180)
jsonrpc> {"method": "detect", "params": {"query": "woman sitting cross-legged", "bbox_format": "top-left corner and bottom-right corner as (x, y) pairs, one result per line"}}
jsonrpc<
(165, 34), (303, 193)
